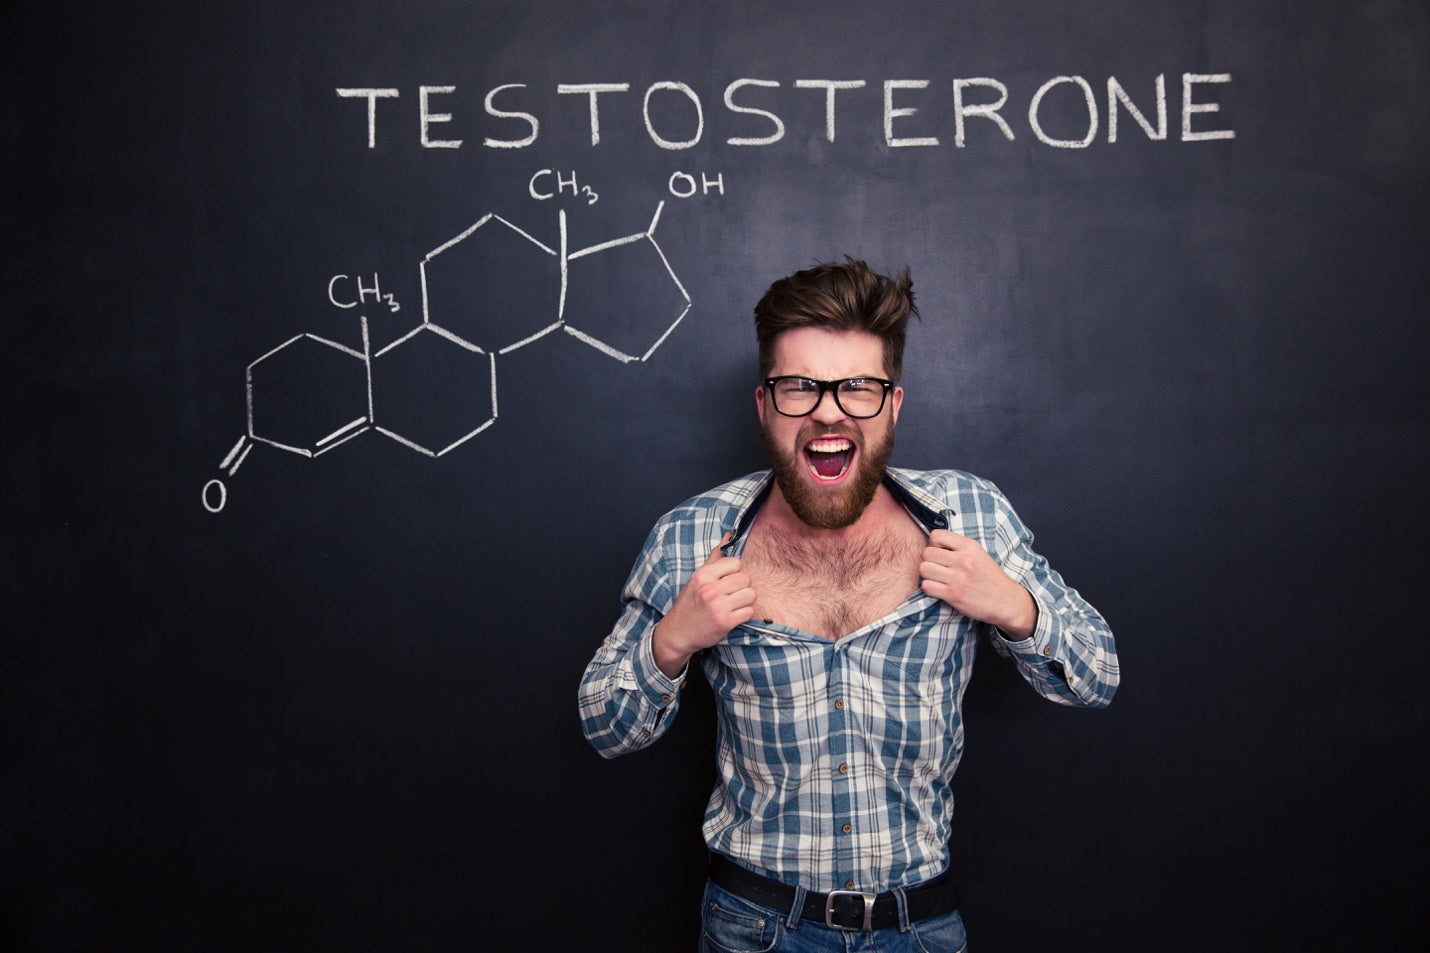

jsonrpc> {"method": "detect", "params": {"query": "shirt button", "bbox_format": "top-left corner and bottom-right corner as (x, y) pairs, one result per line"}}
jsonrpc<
(834, 699), (845, 709)
(842, 823), (852, 834)
(838, 763), (849, 774)
(1041, 646), (1052, 656)
(845, 880), (856, 890)
(660, 693), (672, 702)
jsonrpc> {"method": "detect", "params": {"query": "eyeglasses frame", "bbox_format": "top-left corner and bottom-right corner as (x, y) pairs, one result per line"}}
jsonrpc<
(762, 376), (897, 419)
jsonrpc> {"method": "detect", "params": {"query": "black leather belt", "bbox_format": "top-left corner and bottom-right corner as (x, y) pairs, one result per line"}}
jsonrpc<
(709, 853), (960, 932)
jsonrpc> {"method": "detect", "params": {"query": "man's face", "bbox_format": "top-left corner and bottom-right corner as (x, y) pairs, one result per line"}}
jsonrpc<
(756, 327), (903, 530)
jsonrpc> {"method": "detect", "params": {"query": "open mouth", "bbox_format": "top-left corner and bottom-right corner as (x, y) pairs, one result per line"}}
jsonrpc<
(804, 437), (854, 480)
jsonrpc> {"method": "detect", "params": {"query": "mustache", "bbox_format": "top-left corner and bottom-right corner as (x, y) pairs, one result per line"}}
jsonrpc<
(795, 421), (862, 443)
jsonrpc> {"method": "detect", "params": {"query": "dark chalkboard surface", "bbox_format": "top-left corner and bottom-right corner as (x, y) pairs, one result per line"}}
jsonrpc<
(6, 2), (1427, 950)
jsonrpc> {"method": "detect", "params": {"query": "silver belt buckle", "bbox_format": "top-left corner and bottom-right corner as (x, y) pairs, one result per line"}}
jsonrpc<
(824, 889), (877, 931)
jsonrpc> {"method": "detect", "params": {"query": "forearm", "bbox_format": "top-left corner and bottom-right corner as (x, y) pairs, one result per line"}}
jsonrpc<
(578, 612), (686, 758)
(991, 583), (1038, 641)
(995, 589), (1119, 708)
(653, 617), (711, 679)
(982, 491), (1119, 707)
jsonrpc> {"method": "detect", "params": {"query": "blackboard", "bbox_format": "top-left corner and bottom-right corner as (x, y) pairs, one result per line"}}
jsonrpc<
(6, 1), (1427, 950)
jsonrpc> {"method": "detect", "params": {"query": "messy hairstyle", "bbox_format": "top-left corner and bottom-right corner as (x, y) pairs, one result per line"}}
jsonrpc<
(753, 257), (919, 380)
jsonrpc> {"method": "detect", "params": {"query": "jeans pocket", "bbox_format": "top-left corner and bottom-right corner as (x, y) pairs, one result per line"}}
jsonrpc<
(910, 908), (967, 953)
(699, 882), (781, 953)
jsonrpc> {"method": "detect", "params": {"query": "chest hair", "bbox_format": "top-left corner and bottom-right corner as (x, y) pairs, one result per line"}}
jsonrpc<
(744, 524), (924, 640)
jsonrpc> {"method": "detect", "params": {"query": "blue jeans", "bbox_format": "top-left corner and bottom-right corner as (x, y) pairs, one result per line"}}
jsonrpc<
(698, 879), (968, 953)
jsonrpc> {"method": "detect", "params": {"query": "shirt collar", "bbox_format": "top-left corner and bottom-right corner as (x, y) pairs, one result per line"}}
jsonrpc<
(883, 467), (954, 531)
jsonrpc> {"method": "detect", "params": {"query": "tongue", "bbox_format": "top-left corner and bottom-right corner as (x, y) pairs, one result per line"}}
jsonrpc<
(808, 449), (850, 478)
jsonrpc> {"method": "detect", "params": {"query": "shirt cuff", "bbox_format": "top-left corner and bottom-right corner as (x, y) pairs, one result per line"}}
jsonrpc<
(995, 592), (1060, 662)
(633, 626), (686, 705)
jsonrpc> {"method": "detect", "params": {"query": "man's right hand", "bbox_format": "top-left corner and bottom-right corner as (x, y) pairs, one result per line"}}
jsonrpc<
(652, 535), (756, 678)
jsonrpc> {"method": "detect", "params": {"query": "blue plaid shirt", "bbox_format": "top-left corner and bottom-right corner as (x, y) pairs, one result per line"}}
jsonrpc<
(579, 468), (1119, 893)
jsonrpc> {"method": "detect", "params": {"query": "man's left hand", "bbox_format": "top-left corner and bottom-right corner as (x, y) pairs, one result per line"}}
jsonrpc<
(920, 529), (1037, 639)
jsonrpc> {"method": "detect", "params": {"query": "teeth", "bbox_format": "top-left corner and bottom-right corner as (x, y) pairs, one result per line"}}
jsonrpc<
(807, 438), (852, 453)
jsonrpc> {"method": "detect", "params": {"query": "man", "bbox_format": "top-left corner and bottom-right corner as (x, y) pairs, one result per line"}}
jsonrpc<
(579, 258), (1119, 951)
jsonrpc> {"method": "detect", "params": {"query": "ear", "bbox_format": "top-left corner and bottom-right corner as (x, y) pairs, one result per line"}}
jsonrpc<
(890, 385), (904, 426)
(755, 383), (768, 425)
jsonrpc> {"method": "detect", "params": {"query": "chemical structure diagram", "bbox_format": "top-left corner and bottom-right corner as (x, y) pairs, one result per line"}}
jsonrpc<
(201, 200), (690, 513)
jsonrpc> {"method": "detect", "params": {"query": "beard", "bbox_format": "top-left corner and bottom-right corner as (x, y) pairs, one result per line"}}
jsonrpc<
(760, 417), (895, 530)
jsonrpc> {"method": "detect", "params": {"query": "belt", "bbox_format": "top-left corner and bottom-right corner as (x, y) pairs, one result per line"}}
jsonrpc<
(709, 854), (960, 932)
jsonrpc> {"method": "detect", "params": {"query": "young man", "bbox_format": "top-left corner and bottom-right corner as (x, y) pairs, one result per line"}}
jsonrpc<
(579, 258), (1119, 951)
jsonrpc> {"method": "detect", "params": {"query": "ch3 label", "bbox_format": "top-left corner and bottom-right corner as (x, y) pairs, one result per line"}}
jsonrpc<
(328, 273), (400, 313)
(528, 169), (599, 205)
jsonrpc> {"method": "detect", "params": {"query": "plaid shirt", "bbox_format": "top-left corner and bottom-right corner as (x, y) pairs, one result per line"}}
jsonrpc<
(579, 468), (1119, 893)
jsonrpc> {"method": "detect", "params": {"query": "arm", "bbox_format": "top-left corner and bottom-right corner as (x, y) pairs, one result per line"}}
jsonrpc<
(920, 482), (1119, 708)
(578, 595), (687, 760)
(579, 533), (755, 759)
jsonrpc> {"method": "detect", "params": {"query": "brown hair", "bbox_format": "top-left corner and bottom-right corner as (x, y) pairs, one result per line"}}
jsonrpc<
(753, 257), (919, 380)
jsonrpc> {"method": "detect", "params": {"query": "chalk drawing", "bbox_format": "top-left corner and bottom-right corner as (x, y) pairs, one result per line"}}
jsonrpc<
(203, 201), (689, 512)
(341, 74), (1233, 151)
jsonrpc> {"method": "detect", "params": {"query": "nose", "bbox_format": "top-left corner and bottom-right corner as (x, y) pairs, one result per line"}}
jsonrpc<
(809, 386), (847, 423)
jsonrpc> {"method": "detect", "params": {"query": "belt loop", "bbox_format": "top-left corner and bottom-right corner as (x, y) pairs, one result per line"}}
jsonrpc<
(785, 885), (807, 931)
(893, 884), (912, 933)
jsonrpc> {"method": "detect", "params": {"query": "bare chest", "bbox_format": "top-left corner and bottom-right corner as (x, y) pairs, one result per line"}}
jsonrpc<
(741, 520), (926, 641)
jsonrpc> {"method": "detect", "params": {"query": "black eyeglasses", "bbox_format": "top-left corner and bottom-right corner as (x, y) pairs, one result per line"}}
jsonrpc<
(763, 376), (896, 419)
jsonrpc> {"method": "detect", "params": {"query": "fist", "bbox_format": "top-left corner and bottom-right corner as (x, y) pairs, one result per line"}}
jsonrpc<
(919, 529), (1036, 638)
(652, 535), (757, 675)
